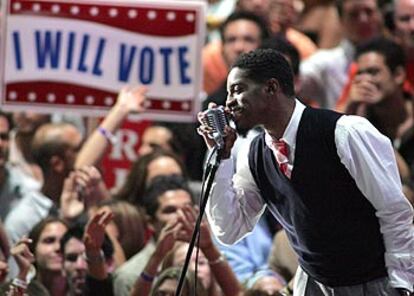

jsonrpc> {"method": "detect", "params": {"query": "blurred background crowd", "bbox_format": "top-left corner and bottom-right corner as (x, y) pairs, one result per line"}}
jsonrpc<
(0, 0), (413, 295)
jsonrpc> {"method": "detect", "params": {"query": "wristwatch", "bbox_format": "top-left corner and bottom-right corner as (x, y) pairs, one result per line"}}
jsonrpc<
(397, 288), (413, 296)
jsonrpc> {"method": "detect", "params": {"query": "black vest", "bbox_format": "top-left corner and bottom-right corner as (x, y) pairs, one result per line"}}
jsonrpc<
(249, 107), (386, 286)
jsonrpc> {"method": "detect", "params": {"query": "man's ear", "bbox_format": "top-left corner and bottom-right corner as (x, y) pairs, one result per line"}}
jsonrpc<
(266, 78), (280, 95)
(394, 66), (406, 86)
(50, 155), (65, 174)
(146, 214), (157, 232)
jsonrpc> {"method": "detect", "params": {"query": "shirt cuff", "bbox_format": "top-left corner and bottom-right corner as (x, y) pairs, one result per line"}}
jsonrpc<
(386, 254), (414, 292)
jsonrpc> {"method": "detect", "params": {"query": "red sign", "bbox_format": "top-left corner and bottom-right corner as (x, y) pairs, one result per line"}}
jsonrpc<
(101, 119), (151, 190)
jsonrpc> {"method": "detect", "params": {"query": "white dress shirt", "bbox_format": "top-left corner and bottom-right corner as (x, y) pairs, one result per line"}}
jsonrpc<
(299, 39), (355, 109)
(206, 100), (414, 291)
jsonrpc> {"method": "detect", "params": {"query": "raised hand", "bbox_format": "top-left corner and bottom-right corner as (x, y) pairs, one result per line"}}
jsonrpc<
(349, 74), (382, 105)
(73, 166), (103, 206)
(84, 209), (114, 253)
(10, 237), (35, 281)
(176, 205), (214, 252)
(153, 220), (182, 260)
(115, 85), (148, 114)
(60, 172), (84, 220)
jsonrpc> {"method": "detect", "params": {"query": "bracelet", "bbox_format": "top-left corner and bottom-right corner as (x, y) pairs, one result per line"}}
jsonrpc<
(140, 271), (155, 283)
(98, 126), (117, 144)
(12, 278), (28, 290)
(208, 254), (225, 266)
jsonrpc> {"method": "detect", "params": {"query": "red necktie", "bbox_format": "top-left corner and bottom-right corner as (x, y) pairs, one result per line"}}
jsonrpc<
(273, 140), (290, 178)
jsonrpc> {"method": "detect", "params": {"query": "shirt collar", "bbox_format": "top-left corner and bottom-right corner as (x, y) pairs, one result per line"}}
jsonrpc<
(265, 99), (306, 149)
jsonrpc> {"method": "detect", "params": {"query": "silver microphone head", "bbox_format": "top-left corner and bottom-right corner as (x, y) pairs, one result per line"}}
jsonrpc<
(202, 106), (229, 149)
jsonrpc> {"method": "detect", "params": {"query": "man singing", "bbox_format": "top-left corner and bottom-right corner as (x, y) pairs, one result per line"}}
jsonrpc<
(198, 49), (414, 296)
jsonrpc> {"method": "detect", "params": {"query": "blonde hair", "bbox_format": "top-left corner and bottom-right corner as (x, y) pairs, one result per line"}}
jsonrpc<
(150, 266), (208, 296)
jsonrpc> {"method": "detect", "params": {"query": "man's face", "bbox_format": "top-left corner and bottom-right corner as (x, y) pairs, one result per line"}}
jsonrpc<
(341, 0), (382, 45)
(35, 222), (67, 272)
(226, 67), (267, 136)
(0, 116), (10, 169)
(222, 20), (262, 67)
(394, 0), (414, 51)
(138, 126), (173, 157)
(153, 189), (193, 234)
(63, 237), (87, 296)
(355, 52), (401, 101)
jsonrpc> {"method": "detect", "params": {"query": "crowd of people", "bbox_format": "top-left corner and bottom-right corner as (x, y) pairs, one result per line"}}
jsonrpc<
(0, 0), (413, 295)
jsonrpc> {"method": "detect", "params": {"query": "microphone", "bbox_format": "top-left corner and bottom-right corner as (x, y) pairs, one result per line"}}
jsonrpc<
(202, 106), (229, 149)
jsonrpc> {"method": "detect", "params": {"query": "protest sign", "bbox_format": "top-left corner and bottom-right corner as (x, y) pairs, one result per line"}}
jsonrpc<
(1, 0), (206, 121)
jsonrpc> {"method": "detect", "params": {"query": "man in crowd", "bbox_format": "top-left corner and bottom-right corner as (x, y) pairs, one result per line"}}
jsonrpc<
(61, 210), (114, 296)
(5, 123), (104, 244)
(0, 111), (39, 221)
(112, 175), (194, 296)
(393, 0), (414, 86)
(203, 11), (270, 98)
(345, 37), (408, 141)
(299, 0), (383, 109)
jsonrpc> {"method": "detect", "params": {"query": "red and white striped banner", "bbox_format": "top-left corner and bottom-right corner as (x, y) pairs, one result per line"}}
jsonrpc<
(1, 0), (206, 121)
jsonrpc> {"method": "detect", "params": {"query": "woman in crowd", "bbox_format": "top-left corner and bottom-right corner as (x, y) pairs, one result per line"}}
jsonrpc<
(114, 149), (186, 206)
(130, 205), (241, 296)
(5, 217), (69, 295)
(96, 200), (147, 267)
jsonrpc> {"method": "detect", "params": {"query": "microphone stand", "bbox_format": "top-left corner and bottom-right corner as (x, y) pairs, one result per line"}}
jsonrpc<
(175, 146), (224, 296)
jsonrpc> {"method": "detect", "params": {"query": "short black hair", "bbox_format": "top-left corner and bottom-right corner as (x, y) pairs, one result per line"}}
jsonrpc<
(233, 48), (295, 97)
(261, 35), (300, 76)
(60, 224), (84, 255)
(356, 37), (405, 73)
(141, 175), (193, 219)
(60, 223), (114, 261)
(220, 11), (270, 43)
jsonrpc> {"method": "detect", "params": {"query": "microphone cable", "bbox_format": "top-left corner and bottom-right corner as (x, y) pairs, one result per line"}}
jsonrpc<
(194, 146), (218, 295)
